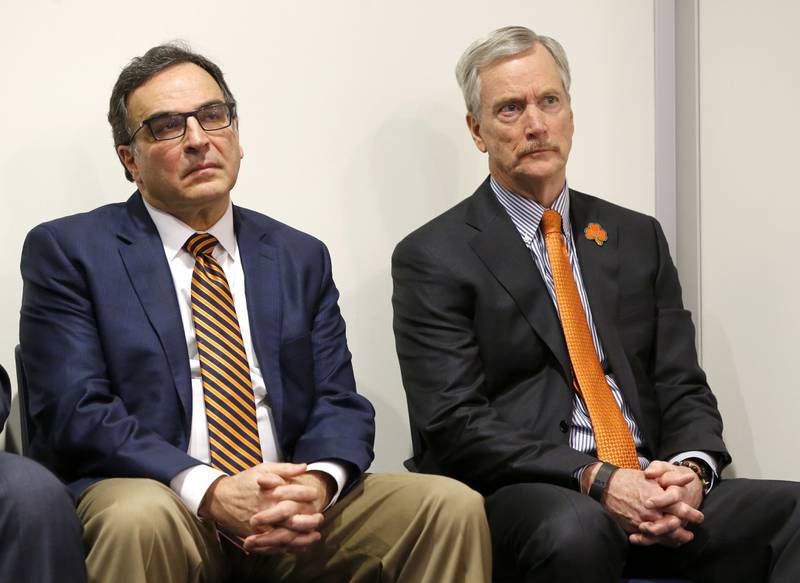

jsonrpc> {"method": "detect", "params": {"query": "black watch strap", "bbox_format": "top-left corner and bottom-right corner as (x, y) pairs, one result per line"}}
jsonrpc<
(589, 462), (619, 502)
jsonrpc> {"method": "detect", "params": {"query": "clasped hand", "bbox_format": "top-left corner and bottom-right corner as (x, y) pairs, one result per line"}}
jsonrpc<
(593, 461), (704, 547)
(199, 462), (334, 554)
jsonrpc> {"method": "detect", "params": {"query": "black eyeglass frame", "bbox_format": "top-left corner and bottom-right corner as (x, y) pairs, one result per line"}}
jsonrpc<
(127, 102), (237, 144)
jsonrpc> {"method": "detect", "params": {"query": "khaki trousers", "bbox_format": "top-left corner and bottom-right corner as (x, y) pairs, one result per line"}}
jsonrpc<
(77, 472), (490, 583)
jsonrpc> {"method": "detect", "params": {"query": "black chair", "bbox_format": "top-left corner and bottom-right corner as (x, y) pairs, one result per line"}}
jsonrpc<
(13, 345), (31, 456)
(0, 361), (10, 427)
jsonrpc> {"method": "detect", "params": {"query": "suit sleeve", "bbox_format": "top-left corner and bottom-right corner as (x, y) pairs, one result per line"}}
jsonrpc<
(19, 225), (200, 486)
(392, 236), (596, 494)
(288, 243), (375, 489)
(648, 218), (730, 466)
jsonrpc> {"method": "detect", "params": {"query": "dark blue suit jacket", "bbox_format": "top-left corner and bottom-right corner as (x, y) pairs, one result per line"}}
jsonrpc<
(20, 192), (375, 497)
(0, 364), (8, 431)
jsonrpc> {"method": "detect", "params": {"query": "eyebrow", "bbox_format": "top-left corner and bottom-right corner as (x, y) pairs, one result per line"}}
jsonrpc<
(491, 86), (565, 108)
(141, 98), (226, 122)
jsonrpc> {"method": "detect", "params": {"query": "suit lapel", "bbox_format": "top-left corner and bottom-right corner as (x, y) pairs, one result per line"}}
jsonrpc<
(467, 181), (572, 381)
(234, 208), (285, 439)
(116, 192), (192, 428)
(570, 191), (644, 425)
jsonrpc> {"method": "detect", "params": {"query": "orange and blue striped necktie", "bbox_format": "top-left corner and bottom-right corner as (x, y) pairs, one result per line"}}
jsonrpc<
(184, 232), (263, 546)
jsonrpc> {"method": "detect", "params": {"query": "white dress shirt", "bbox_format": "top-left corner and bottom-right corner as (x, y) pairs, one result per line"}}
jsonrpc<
(143, 199), (346, 515)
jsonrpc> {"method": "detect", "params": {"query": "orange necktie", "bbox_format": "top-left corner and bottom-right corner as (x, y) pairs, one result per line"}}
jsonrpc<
(541, 210), (639, 469)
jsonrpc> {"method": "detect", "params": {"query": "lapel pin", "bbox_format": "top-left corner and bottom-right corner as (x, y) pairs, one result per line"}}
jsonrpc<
(584, 223), (608, 246)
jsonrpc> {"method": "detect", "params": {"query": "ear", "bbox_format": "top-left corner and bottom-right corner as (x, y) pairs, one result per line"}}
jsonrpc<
(117, 145), (139, 182)
(567, 103), (575, 137)
(233, 119), (244, 160)
(466, 112), (487, 153)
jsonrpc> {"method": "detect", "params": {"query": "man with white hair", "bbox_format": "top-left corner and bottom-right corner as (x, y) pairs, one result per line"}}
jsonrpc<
(393, 25), (800, 582)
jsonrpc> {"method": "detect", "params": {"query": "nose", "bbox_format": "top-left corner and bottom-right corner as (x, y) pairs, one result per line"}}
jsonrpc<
(183, 116), (210, 150)
(523, 104), (547, 139)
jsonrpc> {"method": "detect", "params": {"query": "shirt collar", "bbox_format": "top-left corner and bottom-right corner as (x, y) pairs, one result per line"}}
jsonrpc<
(490, 176), (571, 240)
(142, 197), (238, 262)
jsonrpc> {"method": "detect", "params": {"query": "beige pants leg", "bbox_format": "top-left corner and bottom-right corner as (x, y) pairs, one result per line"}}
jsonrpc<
(77, 478), (227, 583)
(78, 473), (491, 583)
(237, 473), (492, 583)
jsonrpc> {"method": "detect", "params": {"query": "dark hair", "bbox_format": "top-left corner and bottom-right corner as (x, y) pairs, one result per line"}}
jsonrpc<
(108, 41), (236, 181)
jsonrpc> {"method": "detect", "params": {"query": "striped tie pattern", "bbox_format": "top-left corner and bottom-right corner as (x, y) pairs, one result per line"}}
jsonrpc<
(184, 233), (262, 547)
(541, 210), (639, 469)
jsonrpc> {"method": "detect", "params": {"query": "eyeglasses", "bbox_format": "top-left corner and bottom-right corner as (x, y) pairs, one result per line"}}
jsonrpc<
(128, 102), (236, 143)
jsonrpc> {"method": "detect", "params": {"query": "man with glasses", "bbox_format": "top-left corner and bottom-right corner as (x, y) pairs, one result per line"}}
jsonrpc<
(19, 43), (490, 583)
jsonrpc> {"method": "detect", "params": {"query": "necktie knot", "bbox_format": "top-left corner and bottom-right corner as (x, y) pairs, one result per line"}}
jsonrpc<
(541, 209), (562, 236)
(184, 233), (218, 258)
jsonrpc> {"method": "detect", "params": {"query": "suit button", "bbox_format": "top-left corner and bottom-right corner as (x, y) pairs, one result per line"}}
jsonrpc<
(559, 420), (569, 433)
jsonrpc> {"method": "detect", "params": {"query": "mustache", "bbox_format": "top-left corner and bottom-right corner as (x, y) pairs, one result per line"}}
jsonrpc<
(518, 143), (558, 156)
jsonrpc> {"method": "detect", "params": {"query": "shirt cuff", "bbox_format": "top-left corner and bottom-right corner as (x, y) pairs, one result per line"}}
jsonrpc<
(668, 450), (719, 492)
(170, 464), (227, 517)
(307, 460), (348, 510)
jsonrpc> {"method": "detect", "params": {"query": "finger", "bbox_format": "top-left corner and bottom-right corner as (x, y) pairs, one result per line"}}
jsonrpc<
(245, 528), (321, 554)
(250, 500), (303, 530)
(629, 532), (660, 546)
(639, 514), (682, 537)
(665, 502), (704, 525)
(280, 512), (325, 533)
(631, 526), (694, 548)
(255, 464), (308, 489)
(243, 526), (300, 553)
(255, 473), (286, 490)
(266, 463), (309, 478)
(639, 508), (666, 524)
(267, 484), (320, 503)
(643, 461), (673, 478)
(645, 488), (682, 509)
(658, 471), (695, 488)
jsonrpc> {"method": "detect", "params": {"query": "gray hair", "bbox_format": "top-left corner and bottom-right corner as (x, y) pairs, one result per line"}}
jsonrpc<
(455, 26), (571, 118)
(108, 41), (236, 181)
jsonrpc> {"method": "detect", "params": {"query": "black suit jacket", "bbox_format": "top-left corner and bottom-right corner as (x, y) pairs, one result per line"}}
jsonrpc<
(392, 178), (730, 495)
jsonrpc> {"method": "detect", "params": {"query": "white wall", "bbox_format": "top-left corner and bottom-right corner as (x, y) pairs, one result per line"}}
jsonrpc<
(697, 0), (800, 480)
(0, 1), (656, 467)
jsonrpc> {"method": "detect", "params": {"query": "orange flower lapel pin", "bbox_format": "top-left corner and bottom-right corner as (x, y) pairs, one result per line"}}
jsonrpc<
(584, 223), (608, 246)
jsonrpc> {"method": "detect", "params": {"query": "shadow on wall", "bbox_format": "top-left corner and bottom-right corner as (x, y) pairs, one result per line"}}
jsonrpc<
(702, 316), (760, 480)
(337, 106), (467, 472)
(365, 106), (468, 243)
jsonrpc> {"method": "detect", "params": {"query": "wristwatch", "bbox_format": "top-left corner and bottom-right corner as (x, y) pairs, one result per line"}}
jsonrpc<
(588, 462), (619, 503)
(676, 459), (712, 491)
